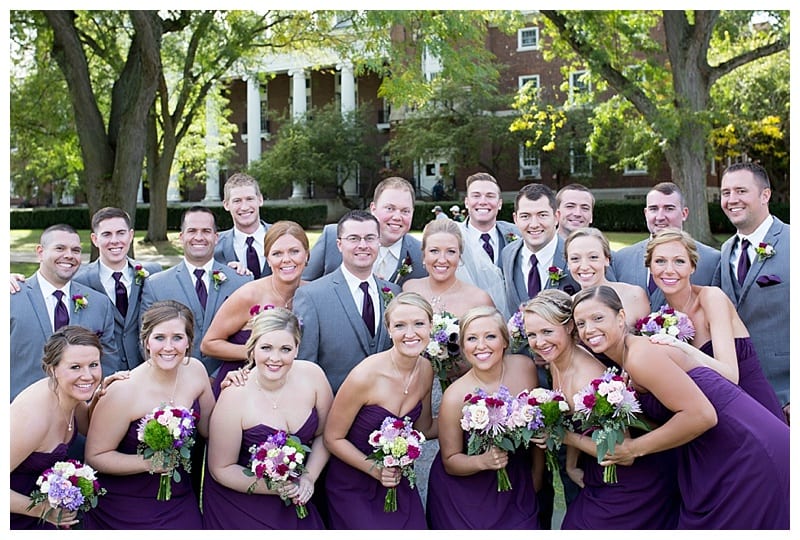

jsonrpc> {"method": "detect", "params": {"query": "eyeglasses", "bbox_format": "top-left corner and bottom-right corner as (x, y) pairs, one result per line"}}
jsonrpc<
(339, 234), (380, 245)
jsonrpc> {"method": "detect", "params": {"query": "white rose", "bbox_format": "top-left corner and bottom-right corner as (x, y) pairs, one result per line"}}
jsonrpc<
(606, 390), (624, 405)
(667, 325), (680, 336)
(520, 404), (536, 423)
(558, 400), (570, 412)
(469, 403), (490, 430)
(530, 387), (550, 402)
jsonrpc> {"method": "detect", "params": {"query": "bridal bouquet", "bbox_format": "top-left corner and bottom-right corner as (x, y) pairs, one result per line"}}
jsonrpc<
(366, 416), (426, 512)
(136, 404), (198, 501)
(572, 368), (650, 483)
(635, 305), (696, 342)
(518, 387), (571, 475)
(28, 459), (106, 525)
(423, 311), (462, 391)
(246, 430), (310, 518)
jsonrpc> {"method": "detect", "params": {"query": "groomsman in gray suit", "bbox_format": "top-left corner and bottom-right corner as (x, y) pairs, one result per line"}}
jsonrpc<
(142, 206), (251, 381)
(294, 210), (401, 393)
(213, 172), (272, 278)
(455, 172), (520, 317)
(715, 162), (790, 418)
(612, 182), (720, 309)
(72, 207), (162, 370)
(10, 224), (119, 400)
(303, 177), (426, 286)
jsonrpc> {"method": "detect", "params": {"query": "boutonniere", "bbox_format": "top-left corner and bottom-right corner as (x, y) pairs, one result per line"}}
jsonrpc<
(548, 266), (566, 283)
(211, 270), (227, 290)
(393, 254), (414, 284)
(250, 304), (276, 316)
(505, 232), (520, 243)
(755, 242), (775, 261)
(71, 294), (88, 313)
(134, 264), (149, 285)
(380, 286), (395, 307)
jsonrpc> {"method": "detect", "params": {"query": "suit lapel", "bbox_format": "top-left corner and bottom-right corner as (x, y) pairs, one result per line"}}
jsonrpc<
(205, 263), (229, 320)
(511, 243), (528, 308)
(176, 262), (205, 323)
(739, 219), (783, 303)
(332, 271), (371, 352)
(26, 275), (53, 336)
(126, 259), (145, 328)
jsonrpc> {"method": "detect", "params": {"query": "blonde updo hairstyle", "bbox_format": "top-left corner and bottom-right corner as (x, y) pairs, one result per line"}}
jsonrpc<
(245, 307), (303, 366)
(384, 291), (434, 329)
(523, 289), (577, 339)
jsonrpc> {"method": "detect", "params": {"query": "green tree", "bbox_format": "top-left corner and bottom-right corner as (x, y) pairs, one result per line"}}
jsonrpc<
(534, 10), (788, 244)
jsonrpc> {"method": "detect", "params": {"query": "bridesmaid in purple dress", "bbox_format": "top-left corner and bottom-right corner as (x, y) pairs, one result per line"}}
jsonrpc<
(523, 290), (679, 529)
(324, 292), (437, 529)
(10, 326), (107, 529)
(646, 229), (784, 421)
(83, 301), (215, 529)
(572, 286), (789, 529)
(426, 306), (541, 529)
(201, 221), (310, 397)
(203, 307), (332, 529)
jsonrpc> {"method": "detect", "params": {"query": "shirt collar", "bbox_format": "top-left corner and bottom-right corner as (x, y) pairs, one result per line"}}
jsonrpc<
(522, 233), (558, 267)
(341, 265), (376, 295)
(742, 215), (774, 247)
(37, 270), (71, 299)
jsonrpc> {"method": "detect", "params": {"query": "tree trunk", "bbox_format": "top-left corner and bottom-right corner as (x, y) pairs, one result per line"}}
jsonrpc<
(144, 109), (177, 243)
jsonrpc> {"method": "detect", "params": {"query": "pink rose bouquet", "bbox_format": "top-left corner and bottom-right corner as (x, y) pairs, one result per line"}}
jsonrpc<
(366, 415), (425, 512)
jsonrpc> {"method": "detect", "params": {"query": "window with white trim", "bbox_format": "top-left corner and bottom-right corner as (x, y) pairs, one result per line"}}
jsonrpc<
(517, 27), (539, 51)
(623, 160), (648, 175)
(519, 144), (541, 179)
(518, 74), (540, 91)
(569, 70), (590, 103)
(569, 142), (592, 176)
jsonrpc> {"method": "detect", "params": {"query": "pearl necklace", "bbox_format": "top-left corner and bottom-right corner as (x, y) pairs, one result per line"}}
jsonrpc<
(389, 349), (419, 395)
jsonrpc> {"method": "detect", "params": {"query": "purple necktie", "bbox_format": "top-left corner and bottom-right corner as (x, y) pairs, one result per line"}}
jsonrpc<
(112, 271), (128, 317)
(737, 238), (751, 286)
(245, 236), (261, 278)
(53, 290), (69, 331)
(480, 233), (494, 262)
(527, 254), (541, 299)
(194, 269), (208, 309)
(647, 274), (657, 295)
(359, 281), (375, 337)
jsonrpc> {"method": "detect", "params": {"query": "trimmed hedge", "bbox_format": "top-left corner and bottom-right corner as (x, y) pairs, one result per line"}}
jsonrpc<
(413, 200), (789, 234)
(10, 204), (328, 231)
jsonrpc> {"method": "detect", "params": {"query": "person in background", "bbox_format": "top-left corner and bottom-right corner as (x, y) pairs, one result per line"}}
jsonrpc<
(431, 205), (447, 221)
(449, 205), (464, 222)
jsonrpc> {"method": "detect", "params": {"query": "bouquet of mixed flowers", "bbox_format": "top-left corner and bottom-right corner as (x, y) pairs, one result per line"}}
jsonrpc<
(506, 310), (528, 353)
(245, 430), (311, 518)
(518, 387), (571, 475)
(571, 368), (651, 483)
(136, 404), (198, 501)
(634, 305), (696, 342)
(424, 311), (462, 391)
(366, 416), (425, 512)
(28, 459), (106, 525)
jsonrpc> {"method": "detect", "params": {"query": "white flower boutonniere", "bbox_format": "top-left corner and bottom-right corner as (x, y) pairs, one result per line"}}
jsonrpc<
(134, 264), (150, 285)
(72, 294), (88, 313)
(755, 242), (775, 261)
(211, 270), (227, 290)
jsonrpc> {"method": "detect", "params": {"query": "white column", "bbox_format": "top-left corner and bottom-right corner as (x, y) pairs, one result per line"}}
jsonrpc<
(203, 92), (221, 202)
(167, 168), (182, 202)
(137, 178), (144, 203)
(246, 75), (261, 165)
(338, 62), (355, 114)
(289, 69), (307, 199)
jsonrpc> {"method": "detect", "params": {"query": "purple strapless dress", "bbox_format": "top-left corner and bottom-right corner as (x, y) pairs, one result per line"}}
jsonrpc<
(10, 429), (77, 530)
(561, 441), (680, 529)
(211, 328), (250, 399)
(82, 401), (202, 529)
(426, 432), (539, 529)
(639, 367), (789, 529)
(202, 408), (325, 529)
(699, 337), (785, 422)
(326, 402), (426, 529)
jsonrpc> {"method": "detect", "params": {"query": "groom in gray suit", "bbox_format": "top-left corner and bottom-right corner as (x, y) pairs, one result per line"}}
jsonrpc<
(715, 162), (790, 418)
(10, 224), (118, 400)
(294, 210), (401, 393)
(73, 207), (162, 370)
(612, 182), (720, 309)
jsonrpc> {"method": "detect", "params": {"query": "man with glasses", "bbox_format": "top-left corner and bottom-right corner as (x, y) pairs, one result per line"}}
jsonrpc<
(303, 177), (426, 285)
(294, 210), (400, 393)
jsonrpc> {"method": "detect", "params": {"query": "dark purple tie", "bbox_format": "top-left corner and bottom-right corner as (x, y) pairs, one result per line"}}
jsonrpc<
(480, 233), (494, 262)
(737, 238), (751, 286)
(245, 236), (261, 278)
(194, 269), (208, 309)
(359, 281), (375, 337)
(527, 254), (541, 299)
(112, 271), (128, 317)
(53, 290), (69, 331)
(647, 274), (657, 295)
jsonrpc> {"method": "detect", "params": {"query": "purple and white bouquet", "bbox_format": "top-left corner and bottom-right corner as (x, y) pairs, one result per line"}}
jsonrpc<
(634, 305), (696, 342)
(518, 387), (571, 475)
(366, 416), (426, 512)
(424, 311), (462, 391)
(571, 368), (650, 483)
(507, 310), (527, 353)
(246, 430), (310, 518)
(28, 459), (106, 525)
(136, 404), (198, 501)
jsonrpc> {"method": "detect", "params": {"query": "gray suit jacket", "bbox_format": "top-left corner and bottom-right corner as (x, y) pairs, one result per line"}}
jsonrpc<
(10, 275), (119, 400)
(500, 236), (580, 314)
(612, 237), (720, 309)
(716, 216), (790, 405)
(302, 224), (427, 285)
(293, 268), (401, 393)
(141, 260), (252, 375)
(213, 220), (273, 277)
(73, 258), (162, 370)
(461, 218), (521, 271)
